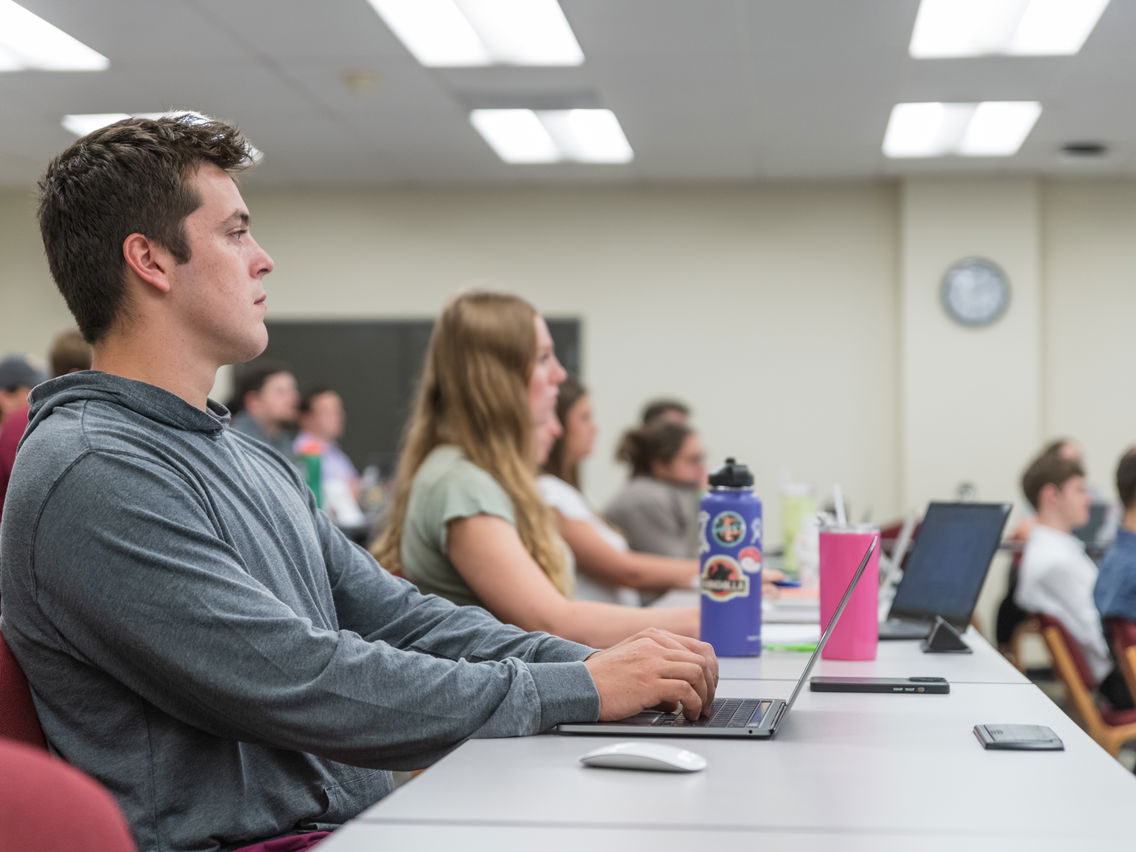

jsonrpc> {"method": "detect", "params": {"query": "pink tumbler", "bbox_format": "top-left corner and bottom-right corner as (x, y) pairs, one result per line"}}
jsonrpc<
(818, 527), (879, 660)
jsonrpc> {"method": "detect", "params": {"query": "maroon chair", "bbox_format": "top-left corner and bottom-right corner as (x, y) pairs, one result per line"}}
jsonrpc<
(0, 738), (136, 851)
(1105, 617), (1136, 708)
(0, 629), (46, 749)
(1036, 613), (1136, 756)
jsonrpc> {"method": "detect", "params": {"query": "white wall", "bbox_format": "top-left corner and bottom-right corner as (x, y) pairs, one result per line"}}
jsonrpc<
(238, 182), (900, 538)
(1042, 180), (1136, 488)
(900, 178), (1043, 511)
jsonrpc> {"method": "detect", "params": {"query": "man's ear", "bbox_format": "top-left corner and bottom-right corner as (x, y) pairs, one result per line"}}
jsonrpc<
(122, 233), (173, 294)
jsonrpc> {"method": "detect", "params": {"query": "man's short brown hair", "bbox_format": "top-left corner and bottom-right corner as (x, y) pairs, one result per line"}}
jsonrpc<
(37, 114), (257, 344)
(1021, 454), (1085, 512)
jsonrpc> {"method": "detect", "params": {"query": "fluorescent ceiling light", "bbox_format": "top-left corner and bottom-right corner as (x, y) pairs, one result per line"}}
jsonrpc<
(471, 109), (633, 164)
(538, 110), (634, 164)
(910, 0), (1109, 58)
(62, 111), (263, 161)
(470, 110), (560, 163)
(958, 101), (1043, 156)
(0, 0), (108, 71)
(883, 102), (1041, 158)
(367, 0), (583, 67)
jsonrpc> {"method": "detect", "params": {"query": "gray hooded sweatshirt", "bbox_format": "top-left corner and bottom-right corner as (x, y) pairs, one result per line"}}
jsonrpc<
(0, 372), (599, 852)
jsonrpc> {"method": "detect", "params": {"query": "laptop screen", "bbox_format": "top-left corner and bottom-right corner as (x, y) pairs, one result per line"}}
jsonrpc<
(888, 502), (1011, 628)
(782, 535), (878, 714)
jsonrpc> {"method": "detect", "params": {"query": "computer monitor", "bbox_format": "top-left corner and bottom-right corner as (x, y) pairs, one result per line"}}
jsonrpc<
(887, 501), (1012, 630)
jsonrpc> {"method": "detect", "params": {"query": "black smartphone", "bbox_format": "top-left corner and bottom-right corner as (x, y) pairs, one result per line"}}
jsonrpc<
(809, 676), (949, 694)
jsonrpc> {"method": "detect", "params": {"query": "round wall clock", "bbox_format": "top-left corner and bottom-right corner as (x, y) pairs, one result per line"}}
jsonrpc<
(940, 257), (1011, 328)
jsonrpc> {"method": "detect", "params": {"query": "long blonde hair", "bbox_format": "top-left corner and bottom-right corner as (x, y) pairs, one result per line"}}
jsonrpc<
(372, 290), (571, 594)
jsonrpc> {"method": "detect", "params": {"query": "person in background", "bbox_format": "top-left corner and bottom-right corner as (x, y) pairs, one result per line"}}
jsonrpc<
(1095, 448), (1136, 630)
(604, 420), (707, 559)
(4, 115), (717, 852)
(540, 376), (699, 605)
(227, 359), (300, 459)
(640, 397), (690, 427)
(294, 385), (364, 526)
(372, 290), (700, 647)
(0, 354), (46, 517)
(48, 327), (92, 377)
(1015, 453), (1132, 708)
(997, 437), (1115, 656)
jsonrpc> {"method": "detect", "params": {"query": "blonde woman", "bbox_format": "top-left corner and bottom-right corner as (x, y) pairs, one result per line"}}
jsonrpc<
(373, 291), (699, 647)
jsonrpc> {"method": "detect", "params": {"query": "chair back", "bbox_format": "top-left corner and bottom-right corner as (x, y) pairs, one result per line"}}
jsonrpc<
(0, 738), (136, 851)
(1036, 613), (1105, 731)
(0, 629), (47, 749)
(1105, 617), (1136, 704)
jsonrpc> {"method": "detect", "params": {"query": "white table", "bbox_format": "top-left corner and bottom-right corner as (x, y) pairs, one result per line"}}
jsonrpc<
(346, 680), (1132, 843)
(322, 822), (1073, 852)
(722, 623), (1029, 684)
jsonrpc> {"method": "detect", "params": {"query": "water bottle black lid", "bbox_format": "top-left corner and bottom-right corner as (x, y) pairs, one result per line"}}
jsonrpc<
(708, 457), (754, 488)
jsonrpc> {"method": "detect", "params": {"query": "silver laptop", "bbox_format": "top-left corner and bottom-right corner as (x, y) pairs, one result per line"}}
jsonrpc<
(557, 535), (878, 739)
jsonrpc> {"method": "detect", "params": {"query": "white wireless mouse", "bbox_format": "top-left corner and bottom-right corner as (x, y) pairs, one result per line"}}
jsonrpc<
(579, 741), (707, 773)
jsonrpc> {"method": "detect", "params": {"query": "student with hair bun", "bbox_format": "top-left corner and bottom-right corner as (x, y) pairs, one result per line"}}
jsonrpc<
(372, 290), (699, 647)
(540, 377), (699, 605)
(604, 420), (708, 559)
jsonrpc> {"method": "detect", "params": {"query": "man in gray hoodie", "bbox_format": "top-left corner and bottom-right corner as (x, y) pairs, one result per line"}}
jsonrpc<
(0, 114), (717, 852)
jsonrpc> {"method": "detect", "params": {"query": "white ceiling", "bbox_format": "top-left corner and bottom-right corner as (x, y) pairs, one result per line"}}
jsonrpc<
(1, 0), (1134, 189)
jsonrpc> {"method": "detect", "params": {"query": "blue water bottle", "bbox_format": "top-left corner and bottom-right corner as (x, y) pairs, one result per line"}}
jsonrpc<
(699, 457), (763, 656)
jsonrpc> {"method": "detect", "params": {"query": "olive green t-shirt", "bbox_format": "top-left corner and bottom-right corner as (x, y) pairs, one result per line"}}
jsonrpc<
(401, 444), (520, 608)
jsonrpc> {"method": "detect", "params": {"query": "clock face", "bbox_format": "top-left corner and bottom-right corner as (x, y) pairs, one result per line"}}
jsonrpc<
(940, 257), (1010, 328)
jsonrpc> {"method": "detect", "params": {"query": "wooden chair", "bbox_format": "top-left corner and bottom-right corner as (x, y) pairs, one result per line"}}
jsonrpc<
(0, 629), (46, 749)
(1037, 613), (1136, 756)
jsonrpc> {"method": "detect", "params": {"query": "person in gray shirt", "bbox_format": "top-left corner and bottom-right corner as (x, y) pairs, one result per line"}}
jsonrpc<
(1, 114), (717, 852)
(227, 358), (300, 461)
(605, 420), (708, 559)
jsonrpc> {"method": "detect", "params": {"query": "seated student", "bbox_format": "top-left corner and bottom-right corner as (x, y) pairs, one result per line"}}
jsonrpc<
(998, 438), (1117, 653)
(1015, 453), (1131, 708)
(3, 114), (717, 852)
(604, 420), (707, 559)
(294, 385), (365, 526)
(1095, 447), (1136, 627)
(539, 377), (699, 606)
(371, 291), (699, 647)
(227, 359), (300, 459)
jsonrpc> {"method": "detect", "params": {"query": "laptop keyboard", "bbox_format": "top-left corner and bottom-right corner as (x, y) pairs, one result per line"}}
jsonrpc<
(654, 698), (772, 728)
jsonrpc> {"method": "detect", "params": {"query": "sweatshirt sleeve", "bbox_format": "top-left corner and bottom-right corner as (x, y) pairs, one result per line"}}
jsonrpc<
(30, 450), (599, 770)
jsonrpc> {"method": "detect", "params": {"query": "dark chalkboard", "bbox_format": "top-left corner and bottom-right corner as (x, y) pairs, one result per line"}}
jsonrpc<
(251, 318), (580, 475)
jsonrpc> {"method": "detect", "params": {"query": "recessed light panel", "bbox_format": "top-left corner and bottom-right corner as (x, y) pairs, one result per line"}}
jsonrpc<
(883, 102), (1041, 158)
(910, 0), (1109, 58)
(470, 110), (561, 163)
(471, 109), (633, 164)
(0, 0), (108, 71)
(368, 0), (583, 67)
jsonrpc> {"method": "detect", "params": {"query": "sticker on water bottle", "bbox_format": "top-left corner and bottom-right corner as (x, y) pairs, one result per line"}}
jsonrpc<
(750, 516), (763, 545)
(701, 555), (750, 601)
(738, 546), (763, 574)
(711, 511), (747, 547)
(698, 510), (711, 555)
